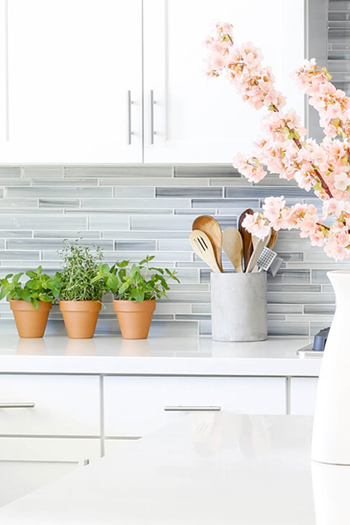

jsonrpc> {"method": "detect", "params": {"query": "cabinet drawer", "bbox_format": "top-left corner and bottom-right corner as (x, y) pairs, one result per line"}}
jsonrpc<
(290, 377), (318, 415)
(0, 375), (100, 436)
(104, 376), (286, 437)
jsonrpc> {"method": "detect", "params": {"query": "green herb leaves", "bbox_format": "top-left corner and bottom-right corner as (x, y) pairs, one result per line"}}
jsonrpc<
(58, 242), (104, 302)
(93, 255), (180, 302)
(0, 266), (60, 309)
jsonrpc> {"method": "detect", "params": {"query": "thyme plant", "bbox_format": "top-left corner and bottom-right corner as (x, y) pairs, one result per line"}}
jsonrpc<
(58, 242), (104, 301)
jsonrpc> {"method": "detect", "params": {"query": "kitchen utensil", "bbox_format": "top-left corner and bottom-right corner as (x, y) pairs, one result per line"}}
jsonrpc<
(238, 209), (254, 271)
(189, 230), (222, 273)
(267, 256), (284, 277)
(267, 228), (278, 250)
(246, 229), (271, 273)
(192, 216), (223, 272)
(222, 227), (243, 273)
(256, 247), (277, 272)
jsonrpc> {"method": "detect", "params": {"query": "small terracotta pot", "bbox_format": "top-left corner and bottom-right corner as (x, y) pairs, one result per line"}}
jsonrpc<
(10, 300), (52, 338)
(113, 300), (156, 339)
(59, 301), (101, 339)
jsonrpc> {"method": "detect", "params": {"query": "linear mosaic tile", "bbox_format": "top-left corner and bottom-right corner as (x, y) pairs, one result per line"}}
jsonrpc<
(7, 239), (113, 250)
(192, 198), (259, 209)
(0, 167), (21, 176)
(7, 187), (112, 198)
(110, 178), (210, 187)
(225, 187), (306, 199)
(65, 166), (173, 178)
(174, 166), (240, 178)
(22, 167), (64, 178)
(114, 187), (155, 198)
(115, 240), (156, 252)
(32, 178), (99, 187)
(0, 199), (38, 208)
(82, 198), (190, 209)
(156, 187), (222, 198)
(0, 214), (87, 230)
(39, 199), (80, 208)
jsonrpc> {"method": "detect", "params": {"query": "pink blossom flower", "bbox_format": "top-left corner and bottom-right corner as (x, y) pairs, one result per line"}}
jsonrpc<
(204, 23), (350, 260)
(263, 196), (286, 222)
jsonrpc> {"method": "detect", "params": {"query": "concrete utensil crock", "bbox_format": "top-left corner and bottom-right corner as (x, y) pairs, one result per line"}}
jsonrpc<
(210, 272), (267, 342)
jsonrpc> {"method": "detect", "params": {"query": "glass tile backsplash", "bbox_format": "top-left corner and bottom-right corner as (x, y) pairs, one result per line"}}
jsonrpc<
(0, 164), (347, 337)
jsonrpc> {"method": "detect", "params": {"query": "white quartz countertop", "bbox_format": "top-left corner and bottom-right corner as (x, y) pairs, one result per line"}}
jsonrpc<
(0, 412), (324, 524)
(0, 335), (321, 376)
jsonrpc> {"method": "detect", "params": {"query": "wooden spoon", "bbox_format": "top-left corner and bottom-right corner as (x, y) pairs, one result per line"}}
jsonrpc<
(238, 209), (254, 272)
(189, 230), (222, 273)
(222, 227), (243, 273)
(192, 216), (223, 272)
(267, 228), (278, 250)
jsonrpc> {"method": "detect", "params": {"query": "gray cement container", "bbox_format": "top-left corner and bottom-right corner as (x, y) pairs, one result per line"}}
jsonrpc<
(211, 272), (267, 342)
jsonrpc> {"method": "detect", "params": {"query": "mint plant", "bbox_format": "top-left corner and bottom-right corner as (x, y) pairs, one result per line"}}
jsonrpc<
(58, 242), (105, 301)
(0, 266), (61, 309)
(93, 255), (180, 302)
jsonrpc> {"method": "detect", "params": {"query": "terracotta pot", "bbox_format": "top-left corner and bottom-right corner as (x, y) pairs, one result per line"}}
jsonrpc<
(10, 300), (52, 338)
(113, 300), (156, 339)
(59, 301), (101, 339)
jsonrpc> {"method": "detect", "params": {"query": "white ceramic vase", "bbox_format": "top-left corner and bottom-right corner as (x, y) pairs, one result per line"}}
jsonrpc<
(312, 270), (350, 465)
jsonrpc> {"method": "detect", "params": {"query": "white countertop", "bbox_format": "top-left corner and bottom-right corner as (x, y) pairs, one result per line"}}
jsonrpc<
(0, 335), (321, 376)
(0, 412), (328, 524)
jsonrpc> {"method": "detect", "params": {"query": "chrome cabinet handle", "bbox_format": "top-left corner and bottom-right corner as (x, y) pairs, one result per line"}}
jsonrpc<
(0, 403), (35, 408)
(164, 406), (221, 412)
(126, 90), (133, 145)
(150, 89), (155, 145)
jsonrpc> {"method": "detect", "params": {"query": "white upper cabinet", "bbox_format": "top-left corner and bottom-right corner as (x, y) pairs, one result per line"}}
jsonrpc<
(143, 0), (305, 163)
(0, 0), (305, 164)
(0, 0), (143, 163)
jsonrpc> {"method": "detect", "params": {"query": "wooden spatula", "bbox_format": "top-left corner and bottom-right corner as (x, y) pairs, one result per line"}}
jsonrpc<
(222, 227), (243, 273)
(192, 215), (223, 272)
(189, 230), (222, 273)
(238, 209), (254, 272)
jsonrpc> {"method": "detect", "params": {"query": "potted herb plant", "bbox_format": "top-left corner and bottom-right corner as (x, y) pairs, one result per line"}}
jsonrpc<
(58, 242), (105, 339)
(0, 266), (60, 338)
(94, 256), (179, 339)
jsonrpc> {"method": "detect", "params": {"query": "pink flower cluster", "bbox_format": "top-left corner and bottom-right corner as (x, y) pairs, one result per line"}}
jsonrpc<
(205, 23), (350, 260)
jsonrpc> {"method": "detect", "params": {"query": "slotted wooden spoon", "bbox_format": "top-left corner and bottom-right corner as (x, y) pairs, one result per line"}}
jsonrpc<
(189, 230), (222, 273)
(222, 227), (243, 273)
(192, 216), (223, 272)
(238, 209), (254, 272)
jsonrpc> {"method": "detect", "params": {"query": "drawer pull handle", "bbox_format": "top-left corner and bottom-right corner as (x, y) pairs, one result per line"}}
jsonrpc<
(164, 406), (221, 412)
(0, 403), (35, 409)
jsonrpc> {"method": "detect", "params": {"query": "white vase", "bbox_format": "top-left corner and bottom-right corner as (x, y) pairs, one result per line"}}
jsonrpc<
(312, 270), (350, 465)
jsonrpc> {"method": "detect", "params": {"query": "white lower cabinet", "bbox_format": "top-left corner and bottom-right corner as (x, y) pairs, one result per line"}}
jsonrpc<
(103, 376), (287, 437)
(0, 374), (100, 436)
(290, 378), (319, 415)
(0, 437), (100, 508)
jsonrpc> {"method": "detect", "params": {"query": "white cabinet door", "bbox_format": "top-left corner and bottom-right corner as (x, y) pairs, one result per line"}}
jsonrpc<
(104, 376), (286, 437)
(0, 437), (100, 508)
(0, 374), (100, 436)
(0, 0), (142, 163)
(290, 377), (318, 415)
(143, 0), (305, 163)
